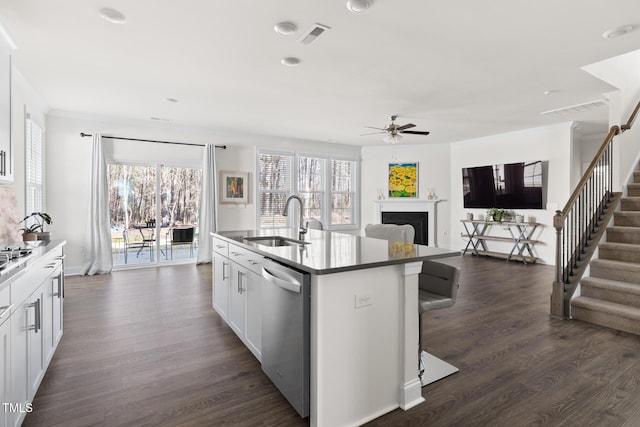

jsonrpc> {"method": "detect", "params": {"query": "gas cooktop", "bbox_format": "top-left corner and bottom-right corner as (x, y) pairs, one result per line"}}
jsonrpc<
(0, 244), (37, 275)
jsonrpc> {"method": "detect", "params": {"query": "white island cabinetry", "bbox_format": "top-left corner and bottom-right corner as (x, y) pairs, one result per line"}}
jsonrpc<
(212, 238), (262, 361)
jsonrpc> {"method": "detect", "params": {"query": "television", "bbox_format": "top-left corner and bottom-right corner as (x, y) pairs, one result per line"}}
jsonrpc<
(462, 161), (546, 209)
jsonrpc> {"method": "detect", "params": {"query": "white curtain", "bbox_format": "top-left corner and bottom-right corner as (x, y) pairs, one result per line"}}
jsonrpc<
(82, 133), (113, 275)
(197, 144), (217, 264)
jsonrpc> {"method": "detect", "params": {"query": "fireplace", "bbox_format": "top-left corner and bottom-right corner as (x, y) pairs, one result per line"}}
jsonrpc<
(373, 199), (440, 247)
(382, 212), (428, 245)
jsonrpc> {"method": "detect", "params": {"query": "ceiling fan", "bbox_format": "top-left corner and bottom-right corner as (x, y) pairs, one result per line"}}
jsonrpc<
(362, 115), (430, 144)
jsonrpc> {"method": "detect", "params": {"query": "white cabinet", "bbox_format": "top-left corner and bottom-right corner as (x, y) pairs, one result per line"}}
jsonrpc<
(0, 302), (11, 427)
(212, 253), (229, 320)
(243, 266), (262, 359)
(228, 264), (245, 337)
(211, 237), (262, 361)
(9, 245), (64, 427)
(0, 50), (12, 183)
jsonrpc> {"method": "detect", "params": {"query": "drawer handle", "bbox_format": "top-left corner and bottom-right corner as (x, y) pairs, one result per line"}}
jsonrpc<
(215, 245), (225, 249)
(0, 304), (13, 320)
(231, 252), (241, 256)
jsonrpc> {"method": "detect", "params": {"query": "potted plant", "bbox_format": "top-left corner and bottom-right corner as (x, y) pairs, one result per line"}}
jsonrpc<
(18, 212), (52, 241)
(486, 207), (507, 223)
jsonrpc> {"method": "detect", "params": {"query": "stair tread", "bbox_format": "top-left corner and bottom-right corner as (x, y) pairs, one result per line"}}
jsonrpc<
(581, 276), (640, 294)
(572, 296), (640, 320)
(607, 226), (640, 233)
(591, 258), (640, 272)
(599, 241), (640, 251)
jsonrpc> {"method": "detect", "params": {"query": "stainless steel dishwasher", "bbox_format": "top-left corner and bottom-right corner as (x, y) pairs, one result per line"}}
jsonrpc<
(261, 257), (310, 418)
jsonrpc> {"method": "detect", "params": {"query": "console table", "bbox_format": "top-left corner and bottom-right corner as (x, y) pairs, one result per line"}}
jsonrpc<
(461, 219), (540, 264)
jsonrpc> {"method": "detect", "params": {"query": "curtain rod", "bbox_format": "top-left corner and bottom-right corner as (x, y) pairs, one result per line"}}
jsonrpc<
(79, 132), (226, 149)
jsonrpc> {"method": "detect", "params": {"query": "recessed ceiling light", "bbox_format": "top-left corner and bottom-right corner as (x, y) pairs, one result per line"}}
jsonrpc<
(544, 90), (556, 96)
(99, 8), (126, 25)
(602, 25), (633, 39)
(164, 98), (178, 103)
(281, 57), (301, 67)
(346, 0), (374, 12)
(274, 21), (298, 35)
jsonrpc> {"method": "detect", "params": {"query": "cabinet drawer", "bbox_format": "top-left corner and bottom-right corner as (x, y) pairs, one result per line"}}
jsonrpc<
(11, 252), (62, 306)
(228, 244), (263, 275)
(212, 237), (229, 257)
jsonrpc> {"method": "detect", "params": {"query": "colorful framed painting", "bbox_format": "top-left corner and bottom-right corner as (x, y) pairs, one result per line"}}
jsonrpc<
(219, 170), (249, 204)
(388, 163), (418, 198)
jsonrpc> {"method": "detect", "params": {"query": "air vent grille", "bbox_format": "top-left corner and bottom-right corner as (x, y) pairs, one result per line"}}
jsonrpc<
(298, 23), (331, 45)
(541, 99), (608, 117)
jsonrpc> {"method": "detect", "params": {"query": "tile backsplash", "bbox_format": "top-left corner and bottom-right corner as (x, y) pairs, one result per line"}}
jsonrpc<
(0, 186), (21, 242)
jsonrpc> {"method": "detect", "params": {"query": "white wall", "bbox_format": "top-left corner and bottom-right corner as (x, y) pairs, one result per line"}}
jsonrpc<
(450, 122), (575, 264)
(360, 143), (451, 247)
(583, 49), (640, 188)
(45, 113), (361, 273)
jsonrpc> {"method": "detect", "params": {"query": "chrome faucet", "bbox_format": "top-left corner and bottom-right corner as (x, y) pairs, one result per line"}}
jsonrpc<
(283, 195), (307, 239)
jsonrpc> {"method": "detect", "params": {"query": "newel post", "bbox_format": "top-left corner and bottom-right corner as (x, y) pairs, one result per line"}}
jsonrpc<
(550, 210), (566, 318)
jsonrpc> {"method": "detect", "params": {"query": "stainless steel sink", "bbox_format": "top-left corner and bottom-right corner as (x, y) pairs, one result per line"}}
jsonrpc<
(244, 236), (309, 247)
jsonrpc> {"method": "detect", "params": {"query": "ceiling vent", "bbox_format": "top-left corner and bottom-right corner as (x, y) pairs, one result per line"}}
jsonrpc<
(298, 23), (331, 45)
(541, 99), (608, 117)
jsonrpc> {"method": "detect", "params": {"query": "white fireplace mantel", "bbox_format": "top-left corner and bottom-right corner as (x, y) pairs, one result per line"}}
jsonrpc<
(373, 199), (441, 247)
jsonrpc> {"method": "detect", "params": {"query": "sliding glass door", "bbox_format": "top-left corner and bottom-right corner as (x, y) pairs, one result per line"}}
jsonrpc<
(108, 163), (202, 267)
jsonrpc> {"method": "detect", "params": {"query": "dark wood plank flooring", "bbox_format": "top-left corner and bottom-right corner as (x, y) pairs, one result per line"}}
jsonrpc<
(23, 256), (640, 426)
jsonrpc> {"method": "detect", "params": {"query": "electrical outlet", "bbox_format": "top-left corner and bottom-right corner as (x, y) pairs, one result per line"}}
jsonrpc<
(355, 293), (373, 308)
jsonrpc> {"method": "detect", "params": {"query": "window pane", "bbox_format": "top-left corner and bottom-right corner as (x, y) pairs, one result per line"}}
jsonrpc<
(298, 157), (323, 191)
(259, 193), (288, 228)
(259, 153), (290, 190)
(160, 166), (201, 227)
(299, 192), (322, 222)
(331, 194), (353, 224)
(331, 160), (352, 192)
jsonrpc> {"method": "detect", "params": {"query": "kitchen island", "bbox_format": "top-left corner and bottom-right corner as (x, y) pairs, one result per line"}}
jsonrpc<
(211, 228), (458, 427)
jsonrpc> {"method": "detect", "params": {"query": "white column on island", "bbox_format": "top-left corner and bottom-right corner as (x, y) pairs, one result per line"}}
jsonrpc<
(373, 199), (441, 247)
(400, 261), (425, 410)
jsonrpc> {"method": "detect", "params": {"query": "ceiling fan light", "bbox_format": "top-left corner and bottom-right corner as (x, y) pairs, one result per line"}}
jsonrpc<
(383, 133), (402, 144)
(346, 0), (374, 13)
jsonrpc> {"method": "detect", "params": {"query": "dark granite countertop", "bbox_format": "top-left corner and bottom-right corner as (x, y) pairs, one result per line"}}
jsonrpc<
(212, 229), (458, 275)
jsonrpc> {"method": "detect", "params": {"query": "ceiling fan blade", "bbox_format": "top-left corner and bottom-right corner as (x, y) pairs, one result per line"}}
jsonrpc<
(360, 131), (387, 136)
(396, 123), (416, 131)
(364, 126), (387, 131)
(400, 130), (430, 135)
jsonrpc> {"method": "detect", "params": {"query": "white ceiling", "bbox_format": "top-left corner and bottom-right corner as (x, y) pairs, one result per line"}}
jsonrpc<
(2, 1), (640, 146)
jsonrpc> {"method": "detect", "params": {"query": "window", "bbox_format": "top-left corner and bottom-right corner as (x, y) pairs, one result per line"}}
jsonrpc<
(257, 149), (358, 229)
(25, 117), (44, 215)
(257, 151), (292, 228)
(331, 159), (356, 225)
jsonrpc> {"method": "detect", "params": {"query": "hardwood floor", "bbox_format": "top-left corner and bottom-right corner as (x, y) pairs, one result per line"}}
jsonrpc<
(24, 256), (640, 426)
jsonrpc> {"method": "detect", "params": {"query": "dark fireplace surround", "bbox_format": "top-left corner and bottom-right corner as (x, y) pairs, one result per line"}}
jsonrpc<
(381, 211), (429, 245)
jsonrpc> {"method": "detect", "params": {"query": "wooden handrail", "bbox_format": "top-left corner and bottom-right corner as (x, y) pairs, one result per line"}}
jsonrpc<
(621, 99), (640, 131)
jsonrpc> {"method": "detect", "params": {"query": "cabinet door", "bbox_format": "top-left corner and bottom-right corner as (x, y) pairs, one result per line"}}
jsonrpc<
(212, 253), (229, 320)
(9, 299), (29, 427)
(51, 268), (64, 350)
(42, 265), (62, 364)
(0, 315), (10, 427)
(0, 52), (11, 183)
(27, 288), (45, 400)
(244, 268), (262, 361)
(228, 263), (246, 338)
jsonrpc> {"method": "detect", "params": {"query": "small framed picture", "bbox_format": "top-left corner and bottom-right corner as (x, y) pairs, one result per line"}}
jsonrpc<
(219, 170), (249, 204)
(388, 163), (418, 198)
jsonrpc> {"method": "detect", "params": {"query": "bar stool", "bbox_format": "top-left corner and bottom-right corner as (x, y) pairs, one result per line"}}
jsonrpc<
(418, 260), (460, 386)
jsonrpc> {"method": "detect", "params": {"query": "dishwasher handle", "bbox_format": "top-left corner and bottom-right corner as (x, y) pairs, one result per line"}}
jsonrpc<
(262, 266), (302, 294)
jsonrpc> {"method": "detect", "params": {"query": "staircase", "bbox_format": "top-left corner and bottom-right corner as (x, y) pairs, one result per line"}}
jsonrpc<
(571, 171), (640, 335)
